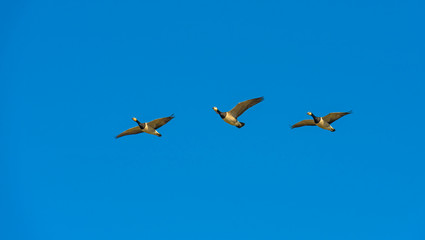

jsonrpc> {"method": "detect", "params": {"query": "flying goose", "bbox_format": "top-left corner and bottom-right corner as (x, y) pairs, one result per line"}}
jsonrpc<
(213, 97), (264, 128)
(291, 111), (352, 132)
(116, 114), (174, 138)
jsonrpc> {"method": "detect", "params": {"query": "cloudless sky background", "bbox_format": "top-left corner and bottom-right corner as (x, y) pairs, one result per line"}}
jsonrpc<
(1, 0), (425, 239)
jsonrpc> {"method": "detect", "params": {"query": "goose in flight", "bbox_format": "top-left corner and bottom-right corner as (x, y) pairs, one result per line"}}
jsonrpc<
(213, 97), (264, 128)
(291, 111), (352, 132)
(116, 114), (174, 138)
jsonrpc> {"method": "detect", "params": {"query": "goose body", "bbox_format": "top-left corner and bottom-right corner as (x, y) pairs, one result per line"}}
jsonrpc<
(116, 114), (174, 138)
(141, 123), (161, 136)
(222, 112), (241, 127)
(291, 111), (351, 132)
(213, 97), (264, 128)
(316, 117), (334, 131)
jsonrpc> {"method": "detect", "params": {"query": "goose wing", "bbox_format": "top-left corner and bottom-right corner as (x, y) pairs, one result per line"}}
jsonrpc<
(147, 115), (175, 129)
(229, 97), (264, 118)
(291, 120), (316, 129)
(116, 126), (143, 138)
(322, 111), (352, 124)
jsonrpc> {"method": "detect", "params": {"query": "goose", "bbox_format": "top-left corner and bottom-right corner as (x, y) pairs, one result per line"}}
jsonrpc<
(116, 114), (174, 138)
(213, 97), (264, 128)
(291, 111), (352, 132)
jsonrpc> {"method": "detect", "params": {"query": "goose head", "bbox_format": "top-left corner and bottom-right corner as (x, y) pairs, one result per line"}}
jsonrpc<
(132, 117), (138, 122)
(307, 112), (313, 116)
(213, 107), (219, 113)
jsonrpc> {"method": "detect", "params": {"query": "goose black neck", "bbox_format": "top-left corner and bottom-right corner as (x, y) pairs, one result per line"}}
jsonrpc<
(310, 113), (320, 123)
(135, 120), (144, 129)
(217, 109), (226, 119)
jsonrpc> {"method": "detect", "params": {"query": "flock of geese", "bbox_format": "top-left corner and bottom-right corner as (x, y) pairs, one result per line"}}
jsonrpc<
(115, 97), (352, 138)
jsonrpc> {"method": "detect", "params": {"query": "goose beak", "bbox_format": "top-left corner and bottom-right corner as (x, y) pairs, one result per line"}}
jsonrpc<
(132, 117), (137, 122)
(307, 112), (312, 116)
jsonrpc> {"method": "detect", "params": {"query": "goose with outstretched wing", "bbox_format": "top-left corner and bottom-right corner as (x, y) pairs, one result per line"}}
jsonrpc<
(213, 97), (264, 128)
(291, 111), (352, 132)
(116, 114), (174, 138)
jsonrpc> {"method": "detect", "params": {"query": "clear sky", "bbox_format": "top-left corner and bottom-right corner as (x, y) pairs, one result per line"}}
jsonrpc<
(1, 0), (425, 239)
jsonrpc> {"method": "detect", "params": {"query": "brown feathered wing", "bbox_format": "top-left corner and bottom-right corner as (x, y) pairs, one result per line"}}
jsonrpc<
(147, 115), (175, 129)
(116, 126), (143, 138)
(322, 111), (352, 124)
(229, 97), (264, 118)
(291, 120), (316, 129)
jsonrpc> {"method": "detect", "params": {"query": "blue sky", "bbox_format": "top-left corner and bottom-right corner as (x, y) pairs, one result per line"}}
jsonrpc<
(1, 0), (425, 239)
